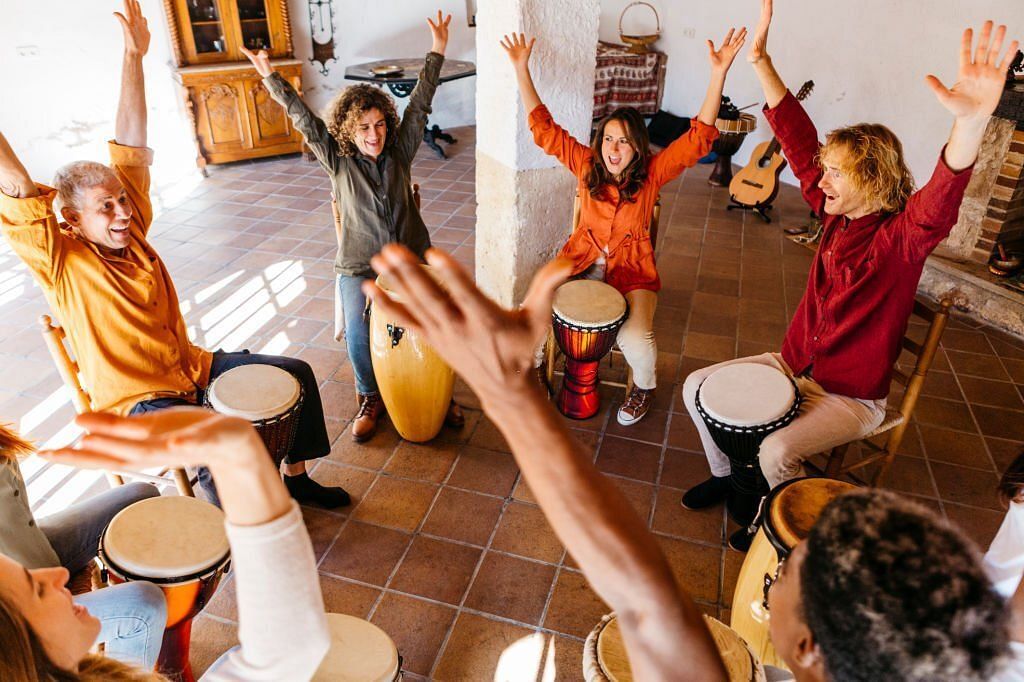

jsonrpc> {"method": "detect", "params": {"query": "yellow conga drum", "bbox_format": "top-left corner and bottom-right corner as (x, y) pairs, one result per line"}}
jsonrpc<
(369, 268), (455, 442)
(583, 613), (765, 681)
(730, 476), (856, 669)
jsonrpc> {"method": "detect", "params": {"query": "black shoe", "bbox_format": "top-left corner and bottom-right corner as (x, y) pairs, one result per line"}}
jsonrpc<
(726, 489), (761, 527)
(284, 472), (351, 509)
(728, 526), (755, 552)
(680, 476), (731, 510)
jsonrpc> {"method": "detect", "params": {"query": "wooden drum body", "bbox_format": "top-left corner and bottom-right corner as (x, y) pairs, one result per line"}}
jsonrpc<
(551, 280), (628, 420)
(370, 269), (455, 442)
(695, 363), (801, 522)
(205, 364), (303, 466)
(98, 496), (230, 682)
(313, 613), (403, 681)
(710, 113), (757, 187)
(730, 477), (856, 669)
(584, 613), (765, 681)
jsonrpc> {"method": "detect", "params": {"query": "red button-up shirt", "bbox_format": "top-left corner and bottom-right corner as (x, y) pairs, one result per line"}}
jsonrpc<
(765, 92), (972, 400)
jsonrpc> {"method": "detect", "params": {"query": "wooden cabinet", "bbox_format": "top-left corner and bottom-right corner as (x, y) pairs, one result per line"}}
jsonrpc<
(162, 0), (303, 171)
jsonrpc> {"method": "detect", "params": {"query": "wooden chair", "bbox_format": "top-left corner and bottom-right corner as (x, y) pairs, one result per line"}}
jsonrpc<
(814, 298), (952, 487)
(544, 192), (662, 391)
(38, 314), (195, 496)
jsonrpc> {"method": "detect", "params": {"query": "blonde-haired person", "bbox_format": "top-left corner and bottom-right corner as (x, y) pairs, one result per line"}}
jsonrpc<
(681, 0), (1019, 551)
(0, 424), (165, 670)
(240, 10), (464, 444)
(0, 409), (331, 681)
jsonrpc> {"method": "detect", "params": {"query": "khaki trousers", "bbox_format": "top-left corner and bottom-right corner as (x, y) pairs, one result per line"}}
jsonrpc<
(680, 352), (887, 488)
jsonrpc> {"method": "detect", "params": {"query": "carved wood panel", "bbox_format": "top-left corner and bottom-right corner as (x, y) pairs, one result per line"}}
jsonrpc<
(199, 83), (246, 147)
(247, 79), (291, 144)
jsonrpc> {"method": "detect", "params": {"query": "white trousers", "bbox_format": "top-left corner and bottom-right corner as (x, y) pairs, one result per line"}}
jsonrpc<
(680, 352), (887, 488)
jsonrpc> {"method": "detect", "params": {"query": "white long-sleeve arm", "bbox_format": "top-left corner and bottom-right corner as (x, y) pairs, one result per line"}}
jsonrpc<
(201, 502), (330, 681)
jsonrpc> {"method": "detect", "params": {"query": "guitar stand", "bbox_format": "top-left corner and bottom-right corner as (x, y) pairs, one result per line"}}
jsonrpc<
(727, 196), (774, 224)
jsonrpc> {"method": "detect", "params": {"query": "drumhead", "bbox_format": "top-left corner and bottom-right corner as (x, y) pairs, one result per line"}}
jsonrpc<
(207, 364), (300, 421)
(699, 363), (796, 427)
(103, 497), (228, 580)
(312, 614), (400, 682)
(766, 477), (858, 553)
(375, 265), (444, 305)
(593, 614), (764, 681)
(552, 280), (627, 328)
(715, 113), (757, 135)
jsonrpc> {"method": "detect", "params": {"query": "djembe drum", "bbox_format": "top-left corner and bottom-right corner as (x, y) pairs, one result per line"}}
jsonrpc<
(551, 280), (628, 419)
(204, 364), (303, 466)
(694, 363), (802, 526)
(584, 613), (765, 681)
(709, 113), (757, 187)
(731, 476), (856, 669)
(370, 267), (455, 442)
(98, 497), (230, 682)
(312, 614), (403, 681)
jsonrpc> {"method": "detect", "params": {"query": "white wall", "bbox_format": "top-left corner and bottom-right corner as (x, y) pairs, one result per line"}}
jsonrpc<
(601, 0), (1024, 187)
(0, 1), (478, 208)
(0, 0), (199, 208)
(287, 0), (476, 131)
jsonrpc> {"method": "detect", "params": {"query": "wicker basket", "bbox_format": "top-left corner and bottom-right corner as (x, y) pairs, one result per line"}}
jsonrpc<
(619, 1), (660, 54)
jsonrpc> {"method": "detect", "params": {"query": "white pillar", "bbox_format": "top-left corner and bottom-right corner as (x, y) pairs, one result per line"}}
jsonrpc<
(474, 0), (600, 306)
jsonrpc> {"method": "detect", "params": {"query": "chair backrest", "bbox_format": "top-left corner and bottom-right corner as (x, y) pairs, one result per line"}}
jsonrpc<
(571, 191), (662, 251)
(331, 183), (421, 242)
(883, 298), (952, 455)
(38, 314), (92, 414)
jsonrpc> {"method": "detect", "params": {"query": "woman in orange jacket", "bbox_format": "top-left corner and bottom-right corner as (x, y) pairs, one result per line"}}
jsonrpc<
(502, 29), (746, 425)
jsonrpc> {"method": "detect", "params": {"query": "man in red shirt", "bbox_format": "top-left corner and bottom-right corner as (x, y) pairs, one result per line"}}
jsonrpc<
(681, 0), (1018, 550)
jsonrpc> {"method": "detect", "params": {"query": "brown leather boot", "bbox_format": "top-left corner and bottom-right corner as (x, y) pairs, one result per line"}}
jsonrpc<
(352, 393), (385, 442)
(616, 386), (654, 426)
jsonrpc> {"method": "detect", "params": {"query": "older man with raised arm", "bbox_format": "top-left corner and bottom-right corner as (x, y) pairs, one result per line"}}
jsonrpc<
(0, 0), (347, 508)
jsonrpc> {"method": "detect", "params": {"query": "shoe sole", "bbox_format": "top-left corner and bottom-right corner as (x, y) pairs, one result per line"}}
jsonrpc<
(616, 410), (649, 426)
(351, 429), (376, 443)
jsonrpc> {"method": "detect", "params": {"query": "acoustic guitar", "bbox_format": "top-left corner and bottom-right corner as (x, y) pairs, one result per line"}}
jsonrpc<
(729, 80), (815, 209)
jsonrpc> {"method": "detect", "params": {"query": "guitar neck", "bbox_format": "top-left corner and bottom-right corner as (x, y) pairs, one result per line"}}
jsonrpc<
(761, 137), (782, 163)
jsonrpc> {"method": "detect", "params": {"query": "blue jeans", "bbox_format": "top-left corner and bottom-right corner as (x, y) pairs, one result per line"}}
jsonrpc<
(337, 275), (378, 396)
(38, 482), (160, 574)
(75, 582), (167, 669)
(37, 482), (166, 668)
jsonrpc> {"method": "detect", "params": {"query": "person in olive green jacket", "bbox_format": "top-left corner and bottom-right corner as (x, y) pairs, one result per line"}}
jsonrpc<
(241, 10), (463, 443)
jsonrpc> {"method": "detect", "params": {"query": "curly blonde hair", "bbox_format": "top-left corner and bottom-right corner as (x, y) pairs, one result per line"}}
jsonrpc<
(819, 123), (915, 214)
(322, 84), (400, 157)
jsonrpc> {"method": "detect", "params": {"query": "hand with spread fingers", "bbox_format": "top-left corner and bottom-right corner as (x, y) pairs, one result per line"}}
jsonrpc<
(115, 0), (150, 57)
(707, 26), (747, 75)
(926, 21), (1019, 122)
(427, 10), (453, 56)
(363, 245), (572, 407)
(240, 46), (274, 78)
(500, 32), (536, 72)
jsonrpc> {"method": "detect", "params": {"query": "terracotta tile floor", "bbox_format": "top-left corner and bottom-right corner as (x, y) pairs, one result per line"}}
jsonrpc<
(3, 125), (1024, 679)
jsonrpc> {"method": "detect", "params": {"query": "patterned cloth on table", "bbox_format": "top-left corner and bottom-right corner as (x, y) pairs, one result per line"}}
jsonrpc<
(593, 41), (667, 119)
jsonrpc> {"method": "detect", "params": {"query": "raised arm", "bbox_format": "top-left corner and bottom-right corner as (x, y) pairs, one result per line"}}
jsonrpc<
(695, 26), (747, 126)
(747, 0), (787, 108)
(395, 11), (451, 163)
(43, 410), (330, 680)
(0, 132), (39, 199)
(363, 246), (728, 682)
(926, 21), (1019, 171)
(113, 0), (150, 148)
(502, 32), (541, 113)
(243, 46), (340, 173)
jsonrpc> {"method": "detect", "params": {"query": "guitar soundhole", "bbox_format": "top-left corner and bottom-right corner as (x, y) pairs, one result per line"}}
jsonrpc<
(758, 158), (772, 169)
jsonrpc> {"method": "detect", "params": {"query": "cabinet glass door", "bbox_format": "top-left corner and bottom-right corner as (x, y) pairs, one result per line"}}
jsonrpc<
(187, 0), (227, 54)
(236, 0), (272, 51)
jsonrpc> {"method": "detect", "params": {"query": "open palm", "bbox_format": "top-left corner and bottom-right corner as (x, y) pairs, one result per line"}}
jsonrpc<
(926, 22), (1019, 121)
(708, 27), (748, 74)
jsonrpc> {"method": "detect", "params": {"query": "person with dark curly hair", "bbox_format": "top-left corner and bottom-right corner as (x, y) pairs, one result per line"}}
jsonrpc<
(362, 242), (1016, 681)
(241, 10), (463, 443)
(500, 28), (746, 427)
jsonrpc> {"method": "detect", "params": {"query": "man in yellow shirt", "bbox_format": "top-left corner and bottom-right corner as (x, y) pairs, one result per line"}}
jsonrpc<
(0, 0), (346, 508)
